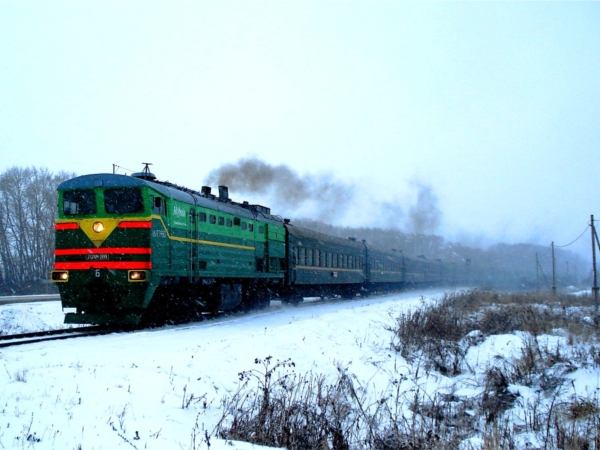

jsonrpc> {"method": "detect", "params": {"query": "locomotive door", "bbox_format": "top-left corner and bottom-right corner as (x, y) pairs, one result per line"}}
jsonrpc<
(255, 223), (269, 273)
(189, 208), (199, 282)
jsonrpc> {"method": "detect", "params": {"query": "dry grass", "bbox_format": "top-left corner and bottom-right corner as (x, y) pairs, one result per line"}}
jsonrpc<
(215, 290), (600, 450)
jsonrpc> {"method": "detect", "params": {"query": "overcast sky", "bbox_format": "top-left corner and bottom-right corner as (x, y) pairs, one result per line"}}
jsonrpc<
(1, 2), (599, 258)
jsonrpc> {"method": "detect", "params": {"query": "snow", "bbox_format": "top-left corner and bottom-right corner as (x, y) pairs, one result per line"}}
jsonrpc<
(1, 289), (598, 449)
(0, 289), (441, 449)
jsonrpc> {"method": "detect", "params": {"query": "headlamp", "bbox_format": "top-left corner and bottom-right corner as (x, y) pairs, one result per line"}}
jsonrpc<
(128, 270), (148, 282)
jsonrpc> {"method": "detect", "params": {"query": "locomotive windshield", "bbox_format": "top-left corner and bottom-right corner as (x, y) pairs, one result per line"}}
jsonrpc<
(63, 190), (96, 215)
(104, 188), (144, 214)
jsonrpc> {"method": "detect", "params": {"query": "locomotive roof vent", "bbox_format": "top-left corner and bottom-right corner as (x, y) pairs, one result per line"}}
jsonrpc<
(131, 171), (157, 181)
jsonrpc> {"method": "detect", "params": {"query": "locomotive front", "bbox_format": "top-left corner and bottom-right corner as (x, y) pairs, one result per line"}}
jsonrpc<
(51, 174), (157, 326)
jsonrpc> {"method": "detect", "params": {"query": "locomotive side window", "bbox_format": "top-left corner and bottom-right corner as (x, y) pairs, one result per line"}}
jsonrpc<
(105, 188), (143, 214)
(249, 223), (254, 232)
(152, 196), (166, 215)
(63, 190), (96, 215)
(258, 225), (264, 235)
(241, 222), (247, 231)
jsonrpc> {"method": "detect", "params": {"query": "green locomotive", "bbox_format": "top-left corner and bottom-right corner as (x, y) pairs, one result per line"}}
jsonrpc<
(51, 166), (286, 325)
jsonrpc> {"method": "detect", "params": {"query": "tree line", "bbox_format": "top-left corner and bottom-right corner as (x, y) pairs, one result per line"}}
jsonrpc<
(0, 167), (74, 294)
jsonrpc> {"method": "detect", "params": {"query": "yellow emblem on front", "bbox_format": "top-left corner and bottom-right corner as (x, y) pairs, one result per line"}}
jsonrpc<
(79, 218), (120, 247)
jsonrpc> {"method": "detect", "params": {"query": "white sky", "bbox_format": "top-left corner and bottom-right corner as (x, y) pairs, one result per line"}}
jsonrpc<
(1, 2), (599, 257)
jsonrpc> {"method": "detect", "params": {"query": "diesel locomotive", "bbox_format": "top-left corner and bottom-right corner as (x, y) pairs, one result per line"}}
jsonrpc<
(51, 166), (458, 326)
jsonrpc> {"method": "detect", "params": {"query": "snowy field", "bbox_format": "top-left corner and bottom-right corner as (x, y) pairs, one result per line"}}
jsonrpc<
(0, 289), (446, 449)
(0, 289), (599, 449)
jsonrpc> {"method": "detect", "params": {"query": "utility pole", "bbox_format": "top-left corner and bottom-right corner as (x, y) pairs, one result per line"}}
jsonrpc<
(536, 253), (540, 291)
(552, 241), (556, 295)
(592, 215), (599, 318)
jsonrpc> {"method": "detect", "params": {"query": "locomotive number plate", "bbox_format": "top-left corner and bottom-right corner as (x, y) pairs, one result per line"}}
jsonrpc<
(86, 254), (109, 261)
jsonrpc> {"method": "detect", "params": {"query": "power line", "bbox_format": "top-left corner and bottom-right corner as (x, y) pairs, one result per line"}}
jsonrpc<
(555, 225), (590, 248)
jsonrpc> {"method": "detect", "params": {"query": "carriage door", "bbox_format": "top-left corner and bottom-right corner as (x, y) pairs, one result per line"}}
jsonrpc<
(189, 208), (199, 282)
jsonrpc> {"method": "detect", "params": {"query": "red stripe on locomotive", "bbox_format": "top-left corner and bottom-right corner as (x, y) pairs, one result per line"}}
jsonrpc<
(54, 262), (153, 270)
(55, 248), (152, 256)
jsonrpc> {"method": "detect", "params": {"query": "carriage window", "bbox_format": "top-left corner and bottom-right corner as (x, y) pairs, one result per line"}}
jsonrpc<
(234, 217), (241, 226)
(209, 215), (216, 224)
(299, 247), (306, 265)
(218, 217), (224, 226)
(64, 190), (96, 215)
(226, 218), (232, 227)
(199, 212), (207, 222)
(307, 249), (313, 266)
(315, 250), (320, 267)
(105, 188), (143, 214)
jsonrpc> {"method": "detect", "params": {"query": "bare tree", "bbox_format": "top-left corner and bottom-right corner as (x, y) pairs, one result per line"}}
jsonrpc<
(0, 167), (74, 293)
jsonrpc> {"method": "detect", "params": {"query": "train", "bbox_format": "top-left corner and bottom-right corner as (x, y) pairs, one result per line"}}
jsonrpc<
(50, 165), (469, 326)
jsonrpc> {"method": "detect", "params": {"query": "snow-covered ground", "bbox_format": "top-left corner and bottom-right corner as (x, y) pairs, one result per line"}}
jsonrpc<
(0, 289), (445, 449)
(0, 289), (598, 449)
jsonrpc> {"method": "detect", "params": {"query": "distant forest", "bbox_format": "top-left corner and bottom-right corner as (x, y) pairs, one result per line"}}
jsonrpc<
(0, 166), (590, 295)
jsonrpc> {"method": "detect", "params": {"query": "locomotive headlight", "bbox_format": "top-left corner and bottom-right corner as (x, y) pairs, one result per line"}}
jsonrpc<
(128, 270), (148, 282)
(93, 221), (104, 233)
(51, 270), (69, 282)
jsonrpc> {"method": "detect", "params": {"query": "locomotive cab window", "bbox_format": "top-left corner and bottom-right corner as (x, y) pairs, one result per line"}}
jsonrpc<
(104, 188), (144, 214)
(63, 190), (96, 215)
(152, 196), (166, 215)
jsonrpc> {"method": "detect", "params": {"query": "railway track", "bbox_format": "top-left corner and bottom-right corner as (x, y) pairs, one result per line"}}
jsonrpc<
(0, 326), (121, 348)
(0, 289), (443, 349)
(0, 294), (60, 305)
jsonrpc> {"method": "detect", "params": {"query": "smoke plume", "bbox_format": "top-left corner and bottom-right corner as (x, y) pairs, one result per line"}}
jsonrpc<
(205, 157), (442, 234)
(205, 157), (355, 220)
(407, 180), (442, 234)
